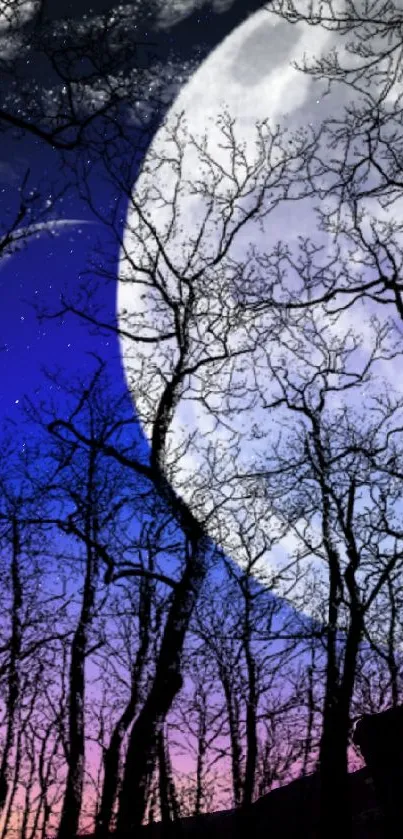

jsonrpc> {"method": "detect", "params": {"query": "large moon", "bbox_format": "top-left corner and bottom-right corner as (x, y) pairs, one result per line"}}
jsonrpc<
(117, 7), (396, 617)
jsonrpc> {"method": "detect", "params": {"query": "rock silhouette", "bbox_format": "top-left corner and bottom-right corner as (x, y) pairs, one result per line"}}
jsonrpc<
(76, 766), (384, 838)
(76, 705), (403, 839)
(353, 704), (403, 837)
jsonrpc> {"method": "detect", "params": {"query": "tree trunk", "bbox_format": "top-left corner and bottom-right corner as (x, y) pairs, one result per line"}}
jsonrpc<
(318, 569), (347, 838)
(319, 615), (362, 839)
(57, 465), (98, 839)
(194, 697), (207, 817)
(158, 729), (171, 826)
(316, 467), (348, 839)
(302, 663), (315, 777)
(117, 536), (208, 835)
(0, 519), (22, 815)
(221, 671), (243, 808)
(95, 578), (152, 839)
(319, 700), (351, 838)
(95, 701), (137, 839)
(387, 576), (399, 707)
(157, 728), (180, 834)
(242, 606), (257, 810)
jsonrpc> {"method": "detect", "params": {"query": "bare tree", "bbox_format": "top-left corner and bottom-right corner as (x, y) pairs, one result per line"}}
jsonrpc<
(0, 429), (78, 838)
(246, 307), (403, 834)
(0, 1), (163, 151)
(23, 370), (168, 838)
(0, 512), (22, 817)
(94, 512), (175, 839)
(184, 559), (310, 816)
(38, 104), (319, 834)
(260, 0), (403, 330)
(7, 7), (403, 829)
(0, 439), (52, 821)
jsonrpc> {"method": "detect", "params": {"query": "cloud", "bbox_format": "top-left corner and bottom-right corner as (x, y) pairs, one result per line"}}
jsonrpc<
(154, 0), (237, 30)
(0, 0), (37, 28)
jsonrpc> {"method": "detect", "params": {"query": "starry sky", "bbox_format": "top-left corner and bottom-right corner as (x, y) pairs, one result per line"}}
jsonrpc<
(0, 0), (270, 428)
(3, 0), (399, 637)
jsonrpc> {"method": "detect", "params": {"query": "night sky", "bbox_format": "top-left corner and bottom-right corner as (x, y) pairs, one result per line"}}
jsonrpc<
(0, 0), (269, 426)
(0, 0), (363, 637)
(3, 0), (389, 644)
(3, 5), (402, 835)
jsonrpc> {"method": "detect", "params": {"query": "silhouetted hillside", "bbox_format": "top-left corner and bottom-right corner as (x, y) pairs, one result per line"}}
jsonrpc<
(77, 768), (384, 838)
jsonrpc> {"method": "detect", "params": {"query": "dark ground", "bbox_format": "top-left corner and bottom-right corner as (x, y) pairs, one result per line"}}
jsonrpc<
(78, 768), (385, 838)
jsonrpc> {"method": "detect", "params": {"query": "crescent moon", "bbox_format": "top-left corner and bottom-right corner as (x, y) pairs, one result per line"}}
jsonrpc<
(117, 10), (371, 617)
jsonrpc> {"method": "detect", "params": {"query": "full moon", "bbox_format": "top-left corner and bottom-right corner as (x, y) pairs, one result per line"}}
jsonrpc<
(117, 7), (394, 617)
